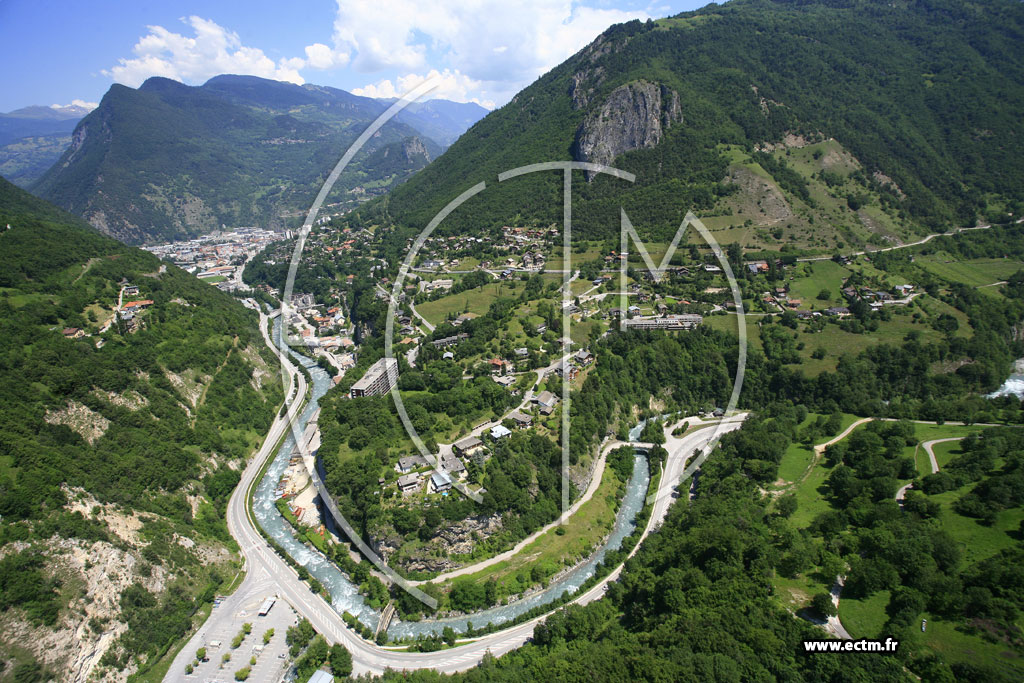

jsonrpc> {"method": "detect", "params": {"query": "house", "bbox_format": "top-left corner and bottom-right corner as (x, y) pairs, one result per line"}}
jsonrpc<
(397, 473), (422, 494)
(535, 391), (558, 413)
(535, 323), (547, 334)
(453, 313), (477, 326)
(656, 303), (668, 315)
(825, 306), (850, 317)
(431, 333), (468, 348)
(442, 351), (455, 360)
(309, 670), (335, 683)
(509, 411), (533, 429)
(440, 452), (467, 479)
(396, 455), (429, 473)
(894, 284), (914, 296)
(493, 375), (517, 388)
(62, 327), (84, 338)
(430, 470), (453, 493)
(703, 264), (722, 273)
(490, 424), (512, 440)
(488, 358), (512, 375)
(514, 347), (529, 358)
(552, 360), (579, 381)
(122, 299), (154, 311)
(574, 350), (594, 367)
(454, 436), (485, 458)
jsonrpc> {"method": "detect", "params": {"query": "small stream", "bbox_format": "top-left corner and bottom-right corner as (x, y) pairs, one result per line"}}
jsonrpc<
(253, 316), (650, 636)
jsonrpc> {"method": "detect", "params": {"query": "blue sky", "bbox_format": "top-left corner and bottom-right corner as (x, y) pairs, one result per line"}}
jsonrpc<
(0, 0), (711, 113)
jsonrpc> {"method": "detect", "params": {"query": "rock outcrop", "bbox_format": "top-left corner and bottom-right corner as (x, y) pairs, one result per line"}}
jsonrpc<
(572, 81), (682, 177)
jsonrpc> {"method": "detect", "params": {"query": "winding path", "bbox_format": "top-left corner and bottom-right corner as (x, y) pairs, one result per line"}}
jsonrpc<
(409, 437), (652, 586)
(922, 437), (961, 474)
(173, 321), (746, 678)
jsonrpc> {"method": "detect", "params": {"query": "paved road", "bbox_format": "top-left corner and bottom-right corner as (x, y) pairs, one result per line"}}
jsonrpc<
(168, 311), (307, 682)
(922, 437), (960, 474)
(177, 328), (749, 678)
(410, 436), (655, 586)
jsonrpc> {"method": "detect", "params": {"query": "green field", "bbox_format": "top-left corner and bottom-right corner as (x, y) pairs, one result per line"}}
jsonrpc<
(908, 613), (1024, 679)
(837, 590), (890, 639)
(915, 255), (1024, 289)
(416, 281), (524, 326)
(786, 260), (852, 306)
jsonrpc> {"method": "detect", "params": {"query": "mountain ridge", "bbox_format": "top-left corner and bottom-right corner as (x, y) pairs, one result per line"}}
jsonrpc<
(347, 0), (1024, 251)
(29, 75), (487, 244)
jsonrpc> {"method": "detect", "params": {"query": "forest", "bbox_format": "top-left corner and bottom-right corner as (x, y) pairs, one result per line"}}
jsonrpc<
(0, 177), (283, 674)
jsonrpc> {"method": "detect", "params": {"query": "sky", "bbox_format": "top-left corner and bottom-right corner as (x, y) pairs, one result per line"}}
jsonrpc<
(0, 0), (711, 113)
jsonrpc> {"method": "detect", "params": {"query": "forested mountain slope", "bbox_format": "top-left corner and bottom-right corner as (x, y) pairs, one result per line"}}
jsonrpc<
(353, 0), (1023, 251)
(0, 177), (282, 680)
(32, 75), (486, 244)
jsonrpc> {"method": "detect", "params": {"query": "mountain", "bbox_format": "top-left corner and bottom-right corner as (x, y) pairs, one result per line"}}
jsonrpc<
(0, 107), (84, 146)
(31, 75), (486, 244)
(0, 176), (283, 679)
(388, 98), (491, 146)
(0, 106), (90, 188)
(355, 0), (1024, 253)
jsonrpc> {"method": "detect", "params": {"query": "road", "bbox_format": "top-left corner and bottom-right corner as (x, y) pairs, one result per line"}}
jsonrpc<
(173, 325), (749, 678)
(897, 437), (960, 503)
(795, 224), (995, 263)
(410, 435), (653, 586)
(922, 437), (960, 474)
(168, 310), (306, 681)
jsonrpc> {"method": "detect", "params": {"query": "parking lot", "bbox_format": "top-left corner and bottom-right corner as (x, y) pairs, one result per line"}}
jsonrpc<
(179, 591), (298, 683)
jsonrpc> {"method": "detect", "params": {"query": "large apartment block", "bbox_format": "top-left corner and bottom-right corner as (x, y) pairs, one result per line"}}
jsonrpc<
(349, 357), (399, 398)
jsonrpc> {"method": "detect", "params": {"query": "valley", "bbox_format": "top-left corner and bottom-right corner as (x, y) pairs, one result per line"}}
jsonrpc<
(1, 1), (1024, 682)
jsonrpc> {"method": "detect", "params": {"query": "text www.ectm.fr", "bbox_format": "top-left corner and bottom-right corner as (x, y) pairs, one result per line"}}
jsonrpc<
(802, 638), (899, 653)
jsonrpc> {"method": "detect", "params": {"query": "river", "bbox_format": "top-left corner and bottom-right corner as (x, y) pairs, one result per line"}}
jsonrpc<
(986, 358), (1024, 399)
(252, 317), (651, 637)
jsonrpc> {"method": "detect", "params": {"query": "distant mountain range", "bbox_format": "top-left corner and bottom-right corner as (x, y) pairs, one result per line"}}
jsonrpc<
(21, 76), (487, 244)
(0, 105), (94, 188)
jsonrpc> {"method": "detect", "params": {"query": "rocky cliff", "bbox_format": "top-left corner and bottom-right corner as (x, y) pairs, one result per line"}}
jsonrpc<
(572, 80), (682, 176)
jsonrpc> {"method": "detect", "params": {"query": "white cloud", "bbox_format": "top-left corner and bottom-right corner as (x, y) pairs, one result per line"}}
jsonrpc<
(325, 0), (648, 105)
(105, 16), (306, 88)
(50, 99), (99, 111)
(303, 43), (349, 70)
(352, 69), (495, 108)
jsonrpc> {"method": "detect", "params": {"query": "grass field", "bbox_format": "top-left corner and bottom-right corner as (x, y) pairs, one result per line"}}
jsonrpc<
(774, 411), (864, 528)
(903, 424), (992, 477)
(908, 613), (1024, 679)
(702, 307), (945, 376)
(786, 260), (852, 305)
(416, 281), (524, 326)
(838, 590), (890, 639)
(915, 255), (1024, 289)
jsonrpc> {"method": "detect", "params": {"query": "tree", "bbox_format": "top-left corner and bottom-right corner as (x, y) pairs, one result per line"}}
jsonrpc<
(329, 643), (353, 677)
(811, 592), (837, 618)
